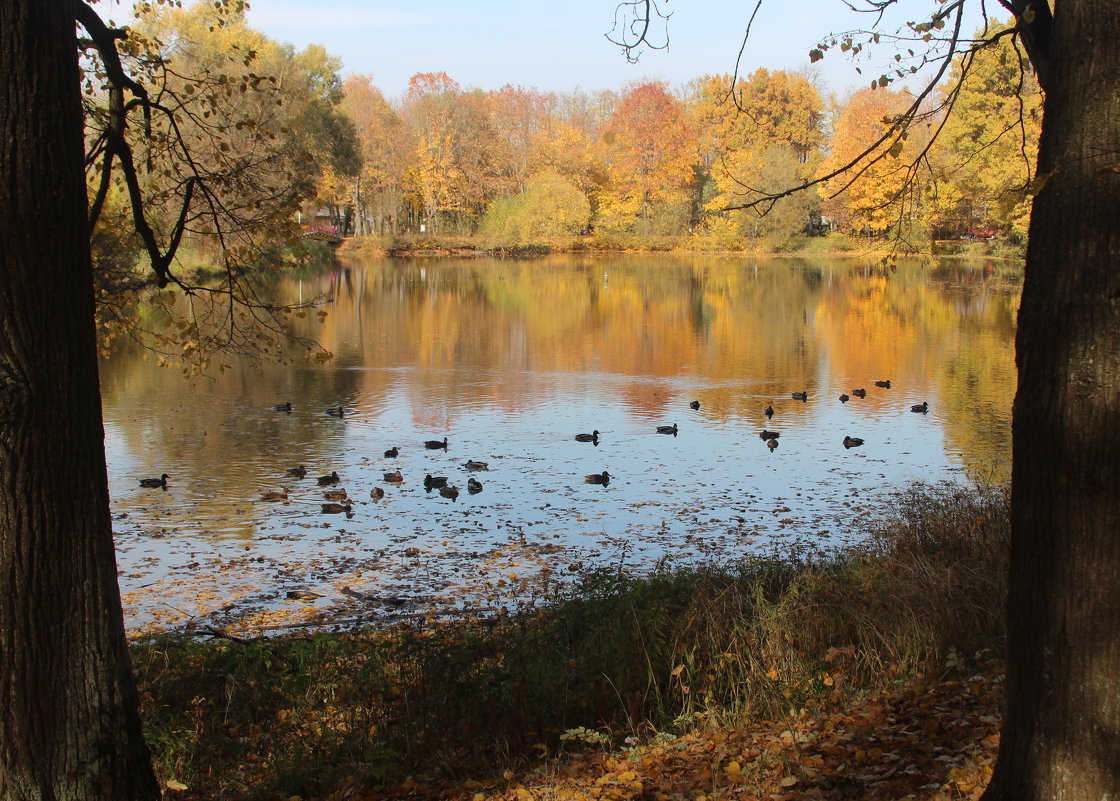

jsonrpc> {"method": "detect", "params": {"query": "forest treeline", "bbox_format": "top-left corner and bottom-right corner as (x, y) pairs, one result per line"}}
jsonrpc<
(90, 3), (1040, 258)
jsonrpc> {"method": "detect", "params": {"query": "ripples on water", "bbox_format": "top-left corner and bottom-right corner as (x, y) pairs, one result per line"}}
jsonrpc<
(103, 255), (1020, 635)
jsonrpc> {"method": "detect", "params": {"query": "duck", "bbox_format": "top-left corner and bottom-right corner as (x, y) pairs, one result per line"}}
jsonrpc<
(260, 489), (289, 501)
(425, 437), (448, 450)
(759, 430), (780, 440)
(424, 473), (448, 489)
(575, 430), (600, 443)
(766, 438), (779, 452)
(370, 486), (385, 500)
(689, 400), (700, 410)
(139, 474), (169, 488)
(843, 436), (865, 448)
(285, 464), (308, 478)
(286, 590), (324, 600)
(317, 471), (340, 486)
(467, 477), (483, 494)
(656, 423), (678, 435)
(384, 446), (399, 458)
(764, 405), (774, 419)
(439, 485), (460, 501)
(320, 501), (353, 515)
(383, 470), (403, 483)
(875, 380), (892, 388)
(323, 488), (348, 501)
(791, 391), (809, 401)
(910, 401), (930, 413)
(272, 402), (292, 412)
(325, 406), (345, 417)
(464, 460), (489, 471)
(851, 388), (867, 398)
(839, 393), (850, 403)
(584, 471), (611, 485)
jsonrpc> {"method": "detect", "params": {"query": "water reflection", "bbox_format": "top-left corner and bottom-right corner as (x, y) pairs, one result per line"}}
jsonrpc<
(102, 255), (1020, 636)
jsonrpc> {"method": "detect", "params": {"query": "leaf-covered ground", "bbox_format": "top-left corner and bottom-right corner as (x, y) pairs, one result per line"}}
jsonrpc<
(348, 668), (1001, 801)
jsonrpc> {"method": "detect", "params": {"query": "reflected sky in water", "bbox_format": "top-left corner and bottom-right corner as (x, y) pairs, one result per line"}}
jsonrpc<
(102, 254), (1020, 635)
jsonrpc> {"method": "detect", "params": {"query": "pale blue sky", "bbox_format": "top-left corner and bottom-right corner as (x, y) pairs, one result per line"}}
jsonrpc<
(93, 0), (986, 101)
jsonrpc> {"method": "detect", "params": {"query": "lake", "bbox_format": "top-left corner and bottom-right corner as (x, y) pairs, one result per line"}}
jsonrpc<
(101, 253), (1021, 637)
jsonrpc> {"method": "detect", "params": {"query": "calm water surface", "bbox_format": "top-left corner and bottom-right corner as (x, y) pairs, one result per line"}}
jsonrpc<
(102, 254), (1020, 635)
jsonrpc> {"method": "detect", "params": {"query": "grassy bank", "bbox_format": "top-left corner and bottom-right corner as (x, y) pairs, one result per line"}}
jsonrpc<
(134, 481), (1008, 800)
(340, 232), (1025, 260)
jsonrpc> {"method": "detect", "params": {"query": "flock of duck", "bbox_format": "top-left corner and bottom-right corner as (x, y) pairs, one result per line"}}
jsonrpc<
(137, 384), (930, 507)
(573, 380), (929, 483)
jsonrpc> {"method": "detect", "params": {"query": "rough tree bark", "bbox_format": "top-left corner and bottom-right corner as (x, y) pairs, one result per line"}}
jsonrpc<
(0, 3), (160, 800)
(982, 1), (1120, 799)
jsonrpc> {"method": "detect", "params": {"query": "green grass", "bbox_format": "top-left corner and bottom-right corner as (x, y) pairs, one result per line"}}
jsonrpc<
(134, 480), (1009, 800)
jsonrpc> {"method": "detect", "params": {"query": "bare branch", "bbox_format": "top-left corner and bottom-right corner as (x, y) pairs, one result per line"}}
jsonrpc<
(605, 0), (671, 62)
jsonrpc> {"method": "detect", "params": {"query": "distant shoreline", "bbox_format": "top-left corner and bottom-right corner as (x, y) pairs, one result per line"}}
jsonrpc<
(338, 233), (1026, 262)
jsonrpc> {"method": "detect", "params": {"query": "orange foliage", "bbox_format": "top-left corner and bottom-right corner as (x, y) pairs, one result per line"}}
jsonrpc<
(597, 82), (698, 232)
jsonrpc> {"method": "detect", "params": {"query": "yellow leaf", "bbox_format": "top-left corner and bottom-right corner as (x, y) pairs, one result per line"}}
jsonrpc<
(766, 668), (779, 680)
(165, 780), (188, 792)
(780, 776), (798, 787)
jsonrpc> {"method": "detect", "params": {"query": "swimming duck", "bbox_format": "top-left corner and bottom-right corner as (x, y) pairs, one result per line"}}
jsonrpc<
(767, 438), (779, 452)
(910, 401), (929, 413)
(272, 402), (292, 412)
(139, 474), (169, 488)
(584, 471), (611, 485)
(370, 487), (385, 500)
(425, 437), (448, 450)
(384, 446), (399, 458)
(325, 406), (345, 417)
(760, 430), (780, 440)
(286, 590), (324, 600)
(424, 474), (448, 489)
(260, 489), (289, 501)
(439, 485), (460, 501)
(689, 400), (700, 410)
(791, 391), (809, 401)
(467, 477), (483, 494)
(851, 388), (867, 398)
(875, 380), (892, 388)
(764, 405), (774, 419)
(285, 464), (308, 478)
(383, 470), (403, 483)
(839, 393), (850, 403)
(317, 471), (340, 486)
(320, 502), (353, 515)
(656, 423), (678, 435)
(843, 436), (865, 448)
(575, 430), (600, 442)
(464, 460), (489, 471)
(323, 488), (348, 501)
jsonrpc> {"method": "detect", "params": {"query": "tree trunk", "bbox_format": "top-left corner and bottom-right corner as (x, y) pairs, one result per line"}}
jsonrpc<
(0, 4), (160, 800)
(983, 1), (1120, 799)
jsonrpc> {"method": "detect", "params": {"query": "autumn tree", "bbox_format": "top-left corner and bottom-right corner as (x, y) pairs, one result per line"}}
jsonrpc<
(928, 22), (1042, 239)
(691, 69), (825, 243)
(341, 75), (413, 235)
(1, 1), (161, 798)
(399, 72), (509, 233)
(84, 1), (349, 367)
(597, 81), (698, 234)
(3, 1), (349, 790)
(488, 84), (555, 195)
(821, 87), (931, 238)
(609, 1), (1120, 799)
